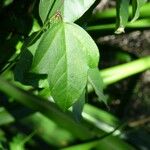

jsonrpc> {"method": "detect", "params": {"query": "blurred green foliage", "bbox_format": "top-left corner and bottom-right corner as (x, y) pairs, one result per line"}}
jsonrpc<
(0, 0), (150, 150)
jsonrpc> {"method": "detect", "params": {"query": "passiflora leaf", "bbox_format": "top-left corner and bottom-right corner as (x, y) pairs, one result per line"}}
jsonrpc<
(115, 0), (130, 34)
(39, 0), (96, 23)
(131, 0), (147, 22)
(31, 22), (99, 110)
(88, 68), (107, 104)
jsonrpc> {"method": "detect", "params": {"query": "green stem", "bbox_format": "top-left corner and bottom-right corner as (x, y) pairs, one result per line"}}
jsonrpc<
(101, 56), (150, 86)
(61, 131), (135, 150)
(87, 18), (150, 32)
(0, 77), (94, 140)
(126, 18), (150, 28)
(92, 3), (150, 21)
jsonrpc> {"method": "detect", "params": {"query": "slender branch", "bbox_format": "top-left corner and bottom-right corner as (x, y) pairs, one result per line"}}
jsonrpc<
(101, 56), (150, 86)
(0, 76), (94, 140)
(128, 117), (150, 127)
(87, 18), (150, 32)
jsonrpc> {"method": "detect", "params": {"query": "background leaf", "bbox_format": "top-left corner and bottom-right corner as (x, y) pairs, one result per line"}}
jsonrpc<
(0, 76), (94, 140)
(14, 31), (49, 88)
(39, 0), (96, 23)
(115, 0), (130, 34)
(31, 22), (99, 110)
(131, 0), (147, 22)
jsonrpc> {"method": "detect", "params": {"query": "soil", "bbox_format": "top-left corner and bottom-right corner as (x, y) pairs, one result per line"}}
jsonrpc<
(98, 30), (150, 57)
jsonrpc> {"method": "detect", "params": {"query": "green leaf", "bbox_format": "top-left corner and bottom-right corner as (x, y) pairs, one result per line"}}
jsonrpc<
(31, 22), (99, 110)
(39, 0), (96, 23)
(9, 134), (25, 150)
(88, 68), (107, 104)
(14, 31), (47, 87)
(115, 0), (130, 34)
(131, 0), (147, 22)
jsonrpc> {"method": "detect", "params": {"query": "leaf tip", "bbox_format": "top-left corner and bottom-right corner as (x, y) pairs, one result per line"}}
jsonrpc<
(115, 27), (125, 34)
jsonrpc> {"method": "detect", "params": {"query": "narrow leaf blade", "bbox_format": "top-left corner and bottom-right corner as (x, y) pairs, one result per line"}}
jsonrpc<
(88, 68), (107, 104)
(131, 0), (147, 22)
(115, 0), (130, 34)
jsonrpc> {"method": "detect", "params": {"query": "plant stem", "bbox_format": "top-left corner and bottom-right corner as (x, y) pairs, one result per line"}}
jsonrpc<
(101, 56), (150, 86)
(87, 18), (150, 32)
(92, 3), (150, 21)
(0, 77), (94, 140)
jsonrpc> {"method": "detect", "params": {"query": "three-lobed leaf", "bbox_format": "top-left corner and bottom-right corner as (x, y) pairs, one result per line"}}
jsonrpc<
(39, 0), (96, 23)
(31, 22), (99, 110)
